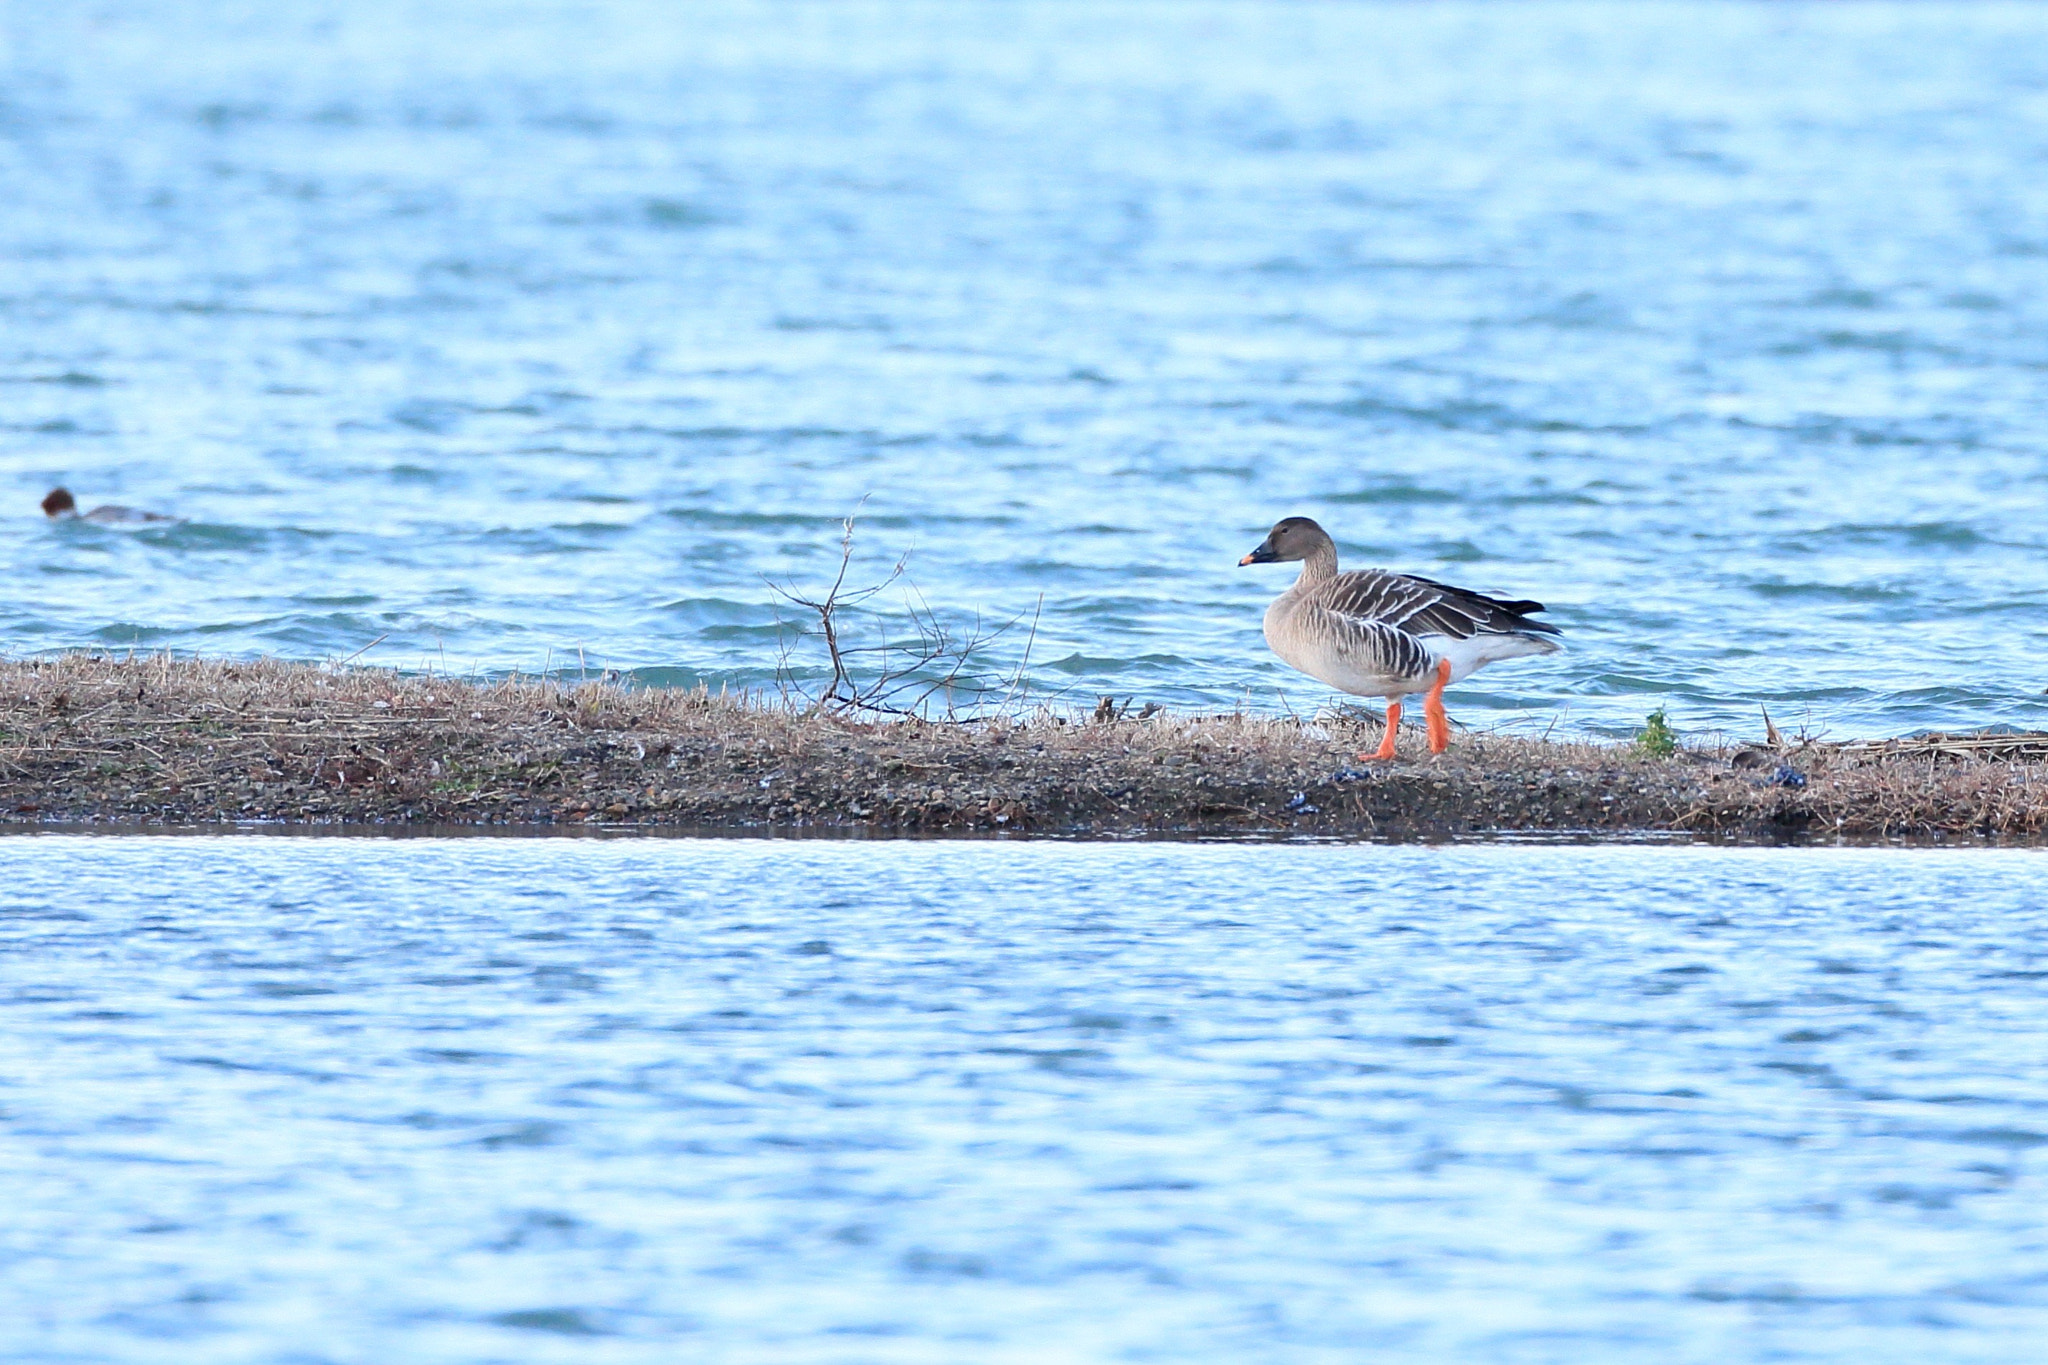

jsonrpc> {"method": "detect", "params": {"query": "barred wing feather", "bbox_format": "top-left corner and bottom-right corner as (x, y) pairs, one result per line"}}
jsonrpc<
(1315, 571), (1560, 642)
(1303, 606), (1437, 682)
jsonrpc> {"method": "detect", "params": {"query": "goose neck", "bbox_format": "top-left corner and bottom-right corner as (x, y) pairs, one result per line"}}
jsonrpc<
(1294, 542), (1339, 588)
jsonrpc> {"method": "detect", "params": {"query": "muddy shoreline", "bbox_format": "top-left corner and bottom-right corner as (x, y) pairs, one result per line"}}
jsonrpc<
(3, 656), (2046, 844)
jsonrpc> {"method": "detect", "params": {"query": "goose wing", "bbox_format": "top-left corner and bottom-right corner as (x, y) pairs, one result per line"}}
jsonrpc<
(1313, 570), (1561, 641)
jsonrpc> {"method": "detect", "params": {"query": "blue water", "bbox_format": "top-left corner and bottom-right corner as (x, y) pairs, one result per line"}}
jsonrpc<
(4, 837), (2048, 1363)
(4, 1), (2048, 736)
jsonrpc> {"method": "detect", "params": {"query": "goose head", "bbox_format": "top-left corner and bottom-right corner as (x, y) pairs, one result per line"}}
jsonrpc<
(1238, 516), (1330, 566)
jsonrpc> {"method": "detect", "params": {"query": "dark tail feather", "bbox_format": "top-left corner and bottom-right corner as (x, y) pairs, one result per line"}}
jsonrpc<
(1488, 596), (1562, 636)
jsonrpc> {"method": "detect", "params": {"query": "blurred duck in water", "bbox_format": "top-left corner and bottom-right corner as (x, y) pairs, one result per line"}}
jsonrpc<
(1239, 516), (1561, 759)
(41, 487), (176, 526)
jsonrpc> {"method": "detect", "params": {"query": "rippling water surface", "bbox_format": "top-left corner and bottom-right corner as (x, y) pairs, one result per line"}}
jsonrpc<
(4, 837), (2048, 1362)
(5, 1), (2048, 734)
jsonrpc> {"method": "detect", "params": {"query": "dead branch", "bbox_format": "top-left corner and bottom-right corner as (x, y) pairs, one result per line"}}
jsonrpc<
(765, 508), (1025, 718)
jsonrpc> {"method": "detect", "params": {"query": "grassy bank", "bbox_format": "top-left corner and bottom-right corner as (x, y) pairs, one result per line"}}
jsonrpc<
(2, 655), (2045, 842)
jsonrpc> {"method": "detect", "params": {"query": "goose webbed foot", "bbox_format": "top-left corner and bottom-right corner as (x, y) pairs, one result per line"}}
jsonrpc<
(1424, 659), (1452, 755)
(1357, 700), (1402, 761)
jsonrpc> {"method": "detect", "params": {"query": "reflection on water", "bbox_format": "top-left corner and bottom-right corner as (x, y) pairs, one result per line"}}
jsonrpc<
(4, 3), (2048, 735)
(4, 836), (2048, 1361)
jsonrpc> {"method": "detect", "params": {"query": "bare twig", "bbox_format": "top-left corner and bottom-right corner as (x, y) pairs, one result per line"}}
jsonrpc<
(764, 506), (1026, 719)
(334, 634), (389, 668)
(1001, 592), (1046, 711)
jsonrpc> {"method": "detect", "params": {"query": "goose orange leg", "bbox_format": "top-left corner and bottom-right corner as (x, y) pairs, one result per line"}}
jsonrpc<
(1361, 700), (1402, 761)
(1423, 658), (1453, 755)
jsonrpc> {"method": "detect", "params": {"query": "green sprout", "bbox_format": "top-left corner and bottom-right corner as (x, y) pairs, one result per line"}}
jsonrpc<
(1636, 707), (1679, 758)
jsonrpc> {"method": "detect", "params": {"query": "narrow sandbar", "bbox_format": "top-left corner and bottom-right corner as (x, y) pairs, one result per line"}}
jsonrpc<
(2, 656), (2043, 843)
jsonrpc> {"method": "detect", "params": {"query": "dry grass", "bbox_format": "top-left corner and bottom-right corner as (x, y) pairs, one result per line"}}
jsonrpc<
(0, 653), (2043, 841)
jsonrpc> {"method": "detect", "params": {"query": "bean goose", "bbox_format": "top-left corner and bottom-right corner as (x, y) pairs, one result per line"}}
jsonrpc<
(1239, 516), (1561, 758)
